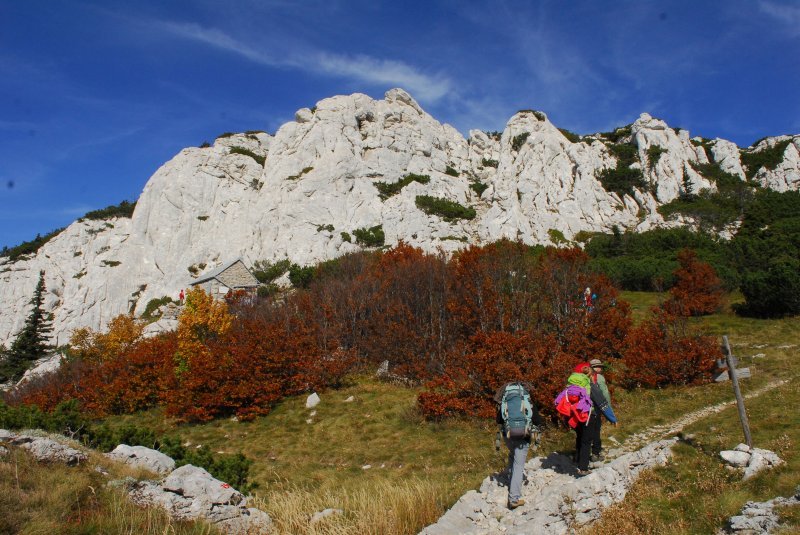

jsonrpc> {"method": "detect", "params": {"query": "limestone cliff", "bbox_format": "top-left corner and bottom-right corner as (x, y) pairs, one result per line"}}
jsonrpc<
(1, 88), (798, 345)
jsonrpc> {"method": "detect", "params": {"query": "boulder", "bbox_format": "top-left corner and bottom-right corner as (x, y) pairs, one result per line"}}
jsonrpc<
(106, 444), (175, 475)
(127, 464), (272, 535)
(720, 450), (751, 467)
(13, 435), (87, 465)
(306, 392), (320, 409)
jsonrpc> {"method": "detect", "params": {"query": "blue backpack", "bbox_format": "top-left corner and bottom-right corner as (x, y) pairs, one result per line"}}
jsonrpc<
(500, 383), (534, 439)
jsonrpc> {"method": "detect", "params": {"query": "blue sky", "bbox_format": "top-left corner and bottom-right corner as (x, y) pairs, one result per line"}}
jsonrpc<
(1, 0), (799, 250)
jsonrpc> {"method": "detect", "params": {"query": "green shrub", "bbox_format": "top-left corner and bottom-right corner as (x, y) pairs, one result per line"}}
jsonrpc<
(511, 132), (530, 152)
(374, 173), (430, 200)
(598, 125), (632, 143)
(252, 259), (291, 284)
(415, 195), (476, 222)
(286, 166), (314, 180)
(1, 228), (66, 262)
(216, 132), (235, 139)
(141, 296), (174, 320)
(547, 229), (569, 245)
(596, 166), (646, 198)
(740, 139), (792, 179)
(101, 260), (121, 267)
(197, 215), (209, 221)
(597, 142), (645, 197)
(730, 190), (800, 316)
(517, 109), (546, 121)
(484, 131), (501, 140)
(470, 180), (489, 197)
(341, 232), (352, 243)
(82, 200), (136, 221)
(229, 146), (266, 166)
(353, 225), (385, 247)
(440, 235), (468, 242)
(558, 128), (581, 143)
(187, 263), (206, 276)
(250, 178), (264, 190)
(288, 264), (315, 288)
(481, 158), (499, 168)
(646, 145), (667, 170)
(445, 166), (459, 177)
(73, 270), (86, 279)
(317, 224), (335, 232)
(199, 141), (211, 148)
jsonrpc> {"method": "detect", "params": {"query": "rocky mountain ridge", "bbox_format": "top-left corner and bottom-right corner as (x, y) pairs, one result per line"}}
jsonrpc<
(1, 88), (799, 345)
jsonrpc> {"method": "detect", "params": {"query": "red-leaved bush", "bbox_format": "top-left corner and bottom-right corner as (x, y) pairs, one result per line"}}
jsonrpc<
(7, 240), (720, 424)
(622, 308), (718, 388)
(663, 248), (724, 316)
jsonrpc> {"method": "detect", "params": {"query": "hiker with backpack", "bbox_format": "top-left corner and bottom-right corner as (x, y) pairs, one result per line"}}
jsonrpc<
(494, 381), (543, 510)
(588, 358), (614, 461)
(555, 363), (617, 475)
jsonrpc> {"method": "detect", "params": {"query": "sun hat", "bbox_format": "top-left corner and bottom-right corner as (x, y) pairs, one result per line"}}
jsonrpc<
(589, 359), (604, 367)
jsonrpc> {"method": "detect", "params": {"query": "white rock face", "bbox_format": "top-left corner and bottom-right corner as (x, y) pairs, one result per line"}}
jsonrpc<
(1, 89), (798, 345)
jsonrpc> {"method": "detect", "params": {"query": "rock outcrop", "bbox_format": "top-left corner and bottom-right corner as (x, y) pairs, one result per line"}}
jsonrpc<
(721, 486), (800, 534)
(106, 444), (176, 475)
(1, 430), (87, 466)
(1, 88), (798, 345)
(127, 464), (272, 535)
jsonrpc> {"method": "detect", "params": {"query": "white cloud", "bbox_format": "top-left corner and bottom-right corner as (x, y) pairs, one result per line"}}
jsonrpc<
(155, 21), (452, 102)
(759, 1), (800, 35)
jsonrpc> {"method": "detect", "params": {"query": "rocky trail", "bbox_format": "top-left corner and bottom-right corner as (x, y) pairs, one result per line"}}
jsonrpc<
(421, 378), (789, 535)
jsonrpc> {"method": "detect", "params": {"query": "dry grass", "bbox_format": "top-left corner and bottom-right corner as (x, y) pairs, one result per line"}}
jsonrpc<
(250, 478), (445, 535)
(0, 444), (217, 534)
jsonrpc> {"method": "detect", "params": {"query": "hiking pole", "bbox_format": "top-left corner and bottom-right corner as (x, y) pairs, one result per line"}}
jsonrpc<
(723, 335), (753, 449)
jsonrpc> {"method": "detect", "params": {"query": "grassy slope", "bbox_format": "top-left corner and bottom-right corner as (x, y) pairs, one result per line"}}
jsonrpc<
(13, 291), (800, 534)
(588, 292), (800, 534)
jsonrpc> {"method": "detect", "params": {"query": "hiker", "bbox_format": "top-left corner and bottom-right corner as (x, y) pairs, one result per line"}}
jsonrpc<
(583, 287), (594, 313)
(179, 289), (185, 304)
(563, 363), (595, 474)
(494, 381), (543, 510)
(588, 359), (615, 461)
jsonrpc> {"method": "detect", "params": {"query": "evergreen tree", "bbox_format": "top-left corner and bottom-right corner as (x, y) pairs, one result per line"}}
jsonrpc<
(0, 271), (53, 382)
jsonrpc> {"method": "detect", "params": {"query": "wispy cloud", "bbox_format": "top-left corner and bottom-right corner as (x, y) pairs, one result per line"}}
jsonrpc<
(759, 1), (800, 35)
(155, 21), (452, 102)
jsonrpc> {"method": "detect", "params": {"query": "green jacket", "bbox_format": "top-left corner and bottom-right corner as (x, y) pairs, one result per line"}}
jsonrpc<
(593, 373), (612, 407)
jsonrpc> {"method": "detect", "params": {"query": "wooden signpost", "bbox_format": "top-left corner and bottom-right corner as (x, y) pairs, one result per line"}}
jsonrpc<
(721, 335), (753, 448)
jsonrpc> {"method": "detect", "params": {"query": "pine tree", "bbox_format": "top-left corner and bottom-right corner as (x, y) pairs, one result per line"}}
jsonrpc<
(0, 270), (53, 382)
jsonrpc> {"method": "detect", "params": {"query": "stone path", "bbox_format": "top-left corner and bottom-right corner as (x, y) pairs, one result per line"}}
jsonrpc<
(420, 378), (789, 535)
(605, 379), (788, 458)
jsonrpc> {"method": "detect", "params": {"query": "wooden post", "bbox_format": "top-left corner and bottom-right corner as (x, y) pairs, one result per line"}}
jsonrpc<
(723, 335), (753, 448)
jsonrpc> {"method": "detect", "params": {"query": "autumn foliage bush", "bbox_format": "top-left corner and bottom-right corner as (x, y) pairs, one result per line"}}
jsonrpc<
(662, 248), (724, 316)
(621, 308), (718, 388)
(7, 241), (720, 424)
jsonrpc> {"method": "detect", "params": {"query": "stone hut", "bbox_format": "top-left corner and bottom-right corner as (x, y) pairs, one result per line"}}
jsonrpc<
(189, 259), (259, 298)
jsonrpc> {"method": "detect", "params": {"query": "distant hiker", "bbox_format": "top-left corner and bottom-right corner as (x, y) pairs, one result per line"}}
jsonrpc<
(588, 359), (615, 461)
(583, 287), (595, 313)
(179, 289), (185, 304)
(494, 381), (543, 510)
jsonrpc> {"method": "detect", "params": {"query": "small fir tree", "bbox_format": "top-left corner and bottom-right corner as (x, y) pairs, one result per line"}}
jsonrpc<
(0, 271), (53, 382)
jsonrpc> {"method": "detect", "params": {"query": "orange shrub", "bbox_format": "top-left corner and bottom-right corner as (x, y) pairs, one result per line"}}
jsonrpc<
(663, 248), (724, 316)
(622, 308), (719, 388)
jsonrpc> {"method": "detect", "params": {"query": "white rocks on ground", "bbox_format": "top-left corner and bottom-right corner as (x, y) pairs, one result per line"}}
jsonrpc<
(105, 444), (176, 475)
(127, 464), (271, 535)
(306, 392), (321, 408)
(719, 444), (784, 480)
(720, 486), (800, 534)
(3, 431), (88, 466)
